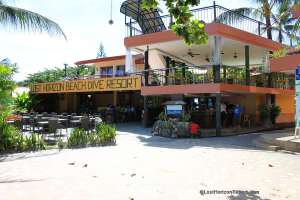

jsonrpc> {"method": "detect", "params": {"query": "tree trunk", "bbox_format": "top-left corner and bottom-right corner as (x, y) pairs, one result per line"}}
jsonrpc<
(263, 1), (272, 40)
(266, 16), (272, 40)
(279, 28), (283, 43)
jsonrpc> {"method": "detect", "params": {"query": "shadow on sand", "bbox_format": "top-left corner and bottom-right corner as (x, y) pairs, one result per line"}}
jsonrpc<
(0, 150), (59, 163)
(0, 178), (45, 184)
(116, 122), (264, 151)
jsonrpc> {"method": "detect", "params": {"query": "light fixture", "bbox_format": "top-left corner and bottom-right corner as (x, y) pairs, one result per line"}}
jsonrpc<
(233, 52), (238, 59)
(108, 0), (114, 25)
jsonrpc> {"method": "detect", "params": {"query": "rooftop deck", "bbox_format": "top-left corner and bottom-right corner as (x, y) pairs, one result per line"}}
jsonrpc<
(123, 3), (293, 46)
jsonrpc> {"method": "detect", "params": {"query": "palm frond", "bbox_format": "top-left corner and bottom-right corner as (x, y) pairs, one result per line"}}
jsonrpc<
(216, 7), (255, 24)
(0, 5), (66, 39)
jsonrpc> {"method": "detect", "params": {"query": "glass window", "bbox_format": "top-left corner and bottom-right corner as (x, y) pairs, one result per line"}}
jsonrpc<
(115, 65), (126, 77)
(100, 66), (113, 77)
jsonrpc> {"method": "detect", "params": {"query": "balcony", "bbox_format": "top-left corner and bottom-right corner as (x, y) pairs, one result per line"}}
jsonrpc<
(132, 65), (294, 90)
(123, 3), (292, 46)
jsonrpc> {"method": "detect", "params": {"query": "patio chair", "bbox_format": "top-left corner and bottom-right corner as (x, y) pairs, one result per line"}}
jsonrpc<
(80, 117), (91, 132)
(47, 119), (64, 139)
(33, 116), (45, 134)
(242, 114), (251, 128)
(13, 120), (23, 131)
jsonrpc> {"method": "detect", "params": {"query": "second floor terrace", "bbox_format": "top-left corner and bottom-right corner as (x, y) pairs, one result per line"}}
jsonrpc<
(132, 64), (295, 90)
(121, 1), (295, 46)
(29, 64), (295, 95)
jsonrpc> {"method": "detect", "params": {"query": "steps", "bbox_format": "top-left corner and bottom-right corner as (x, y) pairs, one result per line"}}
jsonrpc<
(254, 134), (300, 153)
(254, 139), (282, 151)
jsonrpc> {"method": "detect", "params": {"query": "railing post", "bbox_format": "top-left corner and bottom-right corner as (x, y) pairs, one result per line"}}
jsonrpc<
(213, 1), (217, 22)
(165, 57), (170, 85)
(144, 46), (149, 86)
(258, 22), (261, 36)
(169, 16), (173, 29)
(245, 45), (250, 86)
(129, 18), (133, 37)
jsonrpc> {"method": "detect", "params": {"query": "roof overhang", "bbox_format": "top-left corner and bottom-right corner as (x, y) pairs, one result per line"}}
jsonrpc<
(124, 23), (285, 51)
(75, 54), (144, 65)
(270, 53), (300, 73)
(141, 83), (295, 96)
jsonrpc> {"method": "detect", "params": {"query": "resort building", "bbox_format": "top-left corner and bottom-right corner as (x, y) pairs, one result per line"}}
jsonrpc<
(30, 55), (144, 120)
(30, 1), (297, 135)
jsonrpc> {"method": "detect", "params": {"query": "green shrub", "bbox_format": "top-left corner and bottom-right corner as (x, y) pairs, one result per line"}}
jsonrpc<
(181, 113), (191, 122)
(14, 92), (39, 113)
(0, 124), (20, 152)
(67, 128), (88, 148)
(25, 133), (46, 151)
(57, 138), (66, 150)
(270, 105), (281, 124)
(0, 122), (45, 153)
(158, 112), (167, 121)
(96, 123), (116, 145)
(65, 123), (116, 149)
(272, 48), (288, 58)
(259, 104), (270, 120)
(89, 132), (101, 146)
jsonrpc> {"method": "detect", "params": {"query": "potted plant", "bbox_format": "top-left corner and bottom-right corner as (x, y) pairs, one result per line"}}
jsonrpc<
(270, 105), (281, 125)
(176, 113), (191, 137)
(259, 104), (271, 127)
(159, 120), (174, 137)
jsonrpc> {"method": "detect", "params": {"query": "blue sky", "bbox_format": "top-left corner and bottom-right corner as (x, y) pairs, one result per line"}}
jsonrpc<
(0, 0), (252, 81)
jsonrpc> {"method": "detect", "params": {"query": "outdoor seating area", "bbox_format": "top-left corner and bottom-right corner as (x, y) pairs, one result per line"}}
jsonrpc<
(7, 112), (102, 142)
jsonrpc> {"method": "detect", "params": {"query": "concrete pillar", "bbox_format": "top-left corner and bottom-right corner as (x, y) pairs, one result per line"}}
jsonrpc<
(245, 45), (250, 86)
(113, 91), (117, 106)
(143, 96), (149, 127)
(212, 36), (222, 136)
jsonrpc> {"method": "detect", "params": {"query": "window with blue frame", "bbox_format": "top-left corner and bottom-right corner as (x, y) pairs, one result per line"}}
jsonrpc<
(115, 65), (126, 77)
(100, 66), (113, 77)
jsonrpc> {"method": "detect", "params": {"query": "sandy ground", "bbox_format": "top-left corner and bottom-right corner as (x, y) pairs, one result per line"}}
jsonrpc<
(0, 124), (300, 200)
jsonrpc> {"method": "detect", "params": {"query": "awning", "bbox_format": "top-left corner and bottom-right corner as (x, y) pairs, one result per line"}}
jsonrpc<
(120, 0), (166, 34)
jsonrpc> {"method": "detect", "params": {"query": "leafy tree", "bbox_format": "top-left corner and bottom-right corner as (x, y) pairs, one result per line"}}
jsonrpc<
(0, 64), (16, 110)
(20, 65), (96, 86)
(0, 0), (66, 38)
(97, 43), (107, 58)
(14, 92), (40, 113)
(142, 0), (208, 45)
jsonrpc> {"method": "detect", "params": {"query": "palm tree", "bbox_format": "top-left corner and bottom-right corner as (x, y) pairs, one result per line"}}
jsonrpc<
(0, 0), (66, 38)
(216, 0), (291, 41)
(269, 0), (295, 43)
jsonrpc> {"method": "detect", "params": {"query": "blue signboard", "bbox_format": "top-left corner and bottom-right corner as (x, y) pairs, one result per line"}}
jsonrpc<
(296, 68), (300, 81)
(296, 67), (300, 127)
(166, 105), (183, 117)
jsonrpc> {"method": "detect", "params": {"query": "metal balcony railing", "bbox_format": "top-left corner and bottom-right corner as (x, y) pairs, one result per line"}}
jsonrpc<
(125, 4), (293, 46)
(131, 65), (294, 90)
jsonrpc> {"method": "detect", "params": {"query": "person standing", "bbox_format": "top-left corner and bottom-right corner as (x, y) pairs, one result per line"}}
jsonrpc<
(233, 104), (242, 128)
(221, 102), (227, 127)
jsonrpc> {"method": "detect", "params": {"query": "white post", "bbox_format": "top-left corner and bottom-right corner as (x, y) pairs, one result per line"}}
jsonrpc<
(125, 48), (133, 74)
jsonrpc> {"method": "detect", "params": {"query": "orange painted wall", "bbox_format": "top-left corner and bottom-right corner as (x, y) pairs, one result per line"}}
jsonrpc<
(270, 54), (300, 72)
(276, 95), (295, 123)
